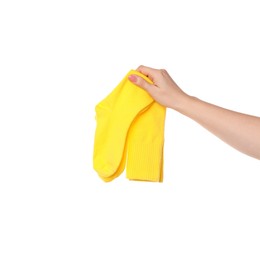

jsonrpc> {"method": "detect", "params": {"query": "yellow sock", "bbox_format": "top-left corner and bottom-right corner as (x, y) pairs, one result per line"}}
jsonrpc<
(98, 134), (128, 182)
(126, 101), (166, 182)
(93, 70), (166, 182)
(93, 70), (154, 180)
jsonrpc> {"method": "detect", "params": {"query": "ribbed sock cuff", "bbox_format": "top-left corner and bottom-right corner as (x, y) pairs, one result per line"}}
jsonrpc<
(126, 140), (164, 182)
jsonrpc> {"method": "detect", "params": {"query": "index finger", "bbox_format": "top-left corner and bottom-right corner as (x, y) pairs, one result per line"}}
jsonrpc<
(136, 65), (158, 82)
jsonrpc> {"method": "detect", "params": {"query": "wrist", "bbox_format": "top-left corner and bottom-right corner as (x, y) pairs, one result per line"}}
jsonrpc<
(170, 93), (196, 113)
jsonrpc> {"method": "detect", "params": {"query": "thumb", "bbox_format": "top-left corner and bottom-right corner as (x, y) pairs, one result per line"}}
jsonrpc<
(128, 74), (153, 93)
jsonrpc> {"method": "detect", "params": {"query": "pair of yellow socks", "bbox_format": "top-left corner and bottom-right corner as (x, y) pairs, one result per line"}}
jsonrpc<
(93, 70), (166, 182)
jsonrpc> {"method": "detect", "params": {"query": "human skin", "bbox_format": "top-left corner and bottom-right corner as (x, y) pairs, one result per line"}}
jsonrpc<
(128, 65), (260, 160)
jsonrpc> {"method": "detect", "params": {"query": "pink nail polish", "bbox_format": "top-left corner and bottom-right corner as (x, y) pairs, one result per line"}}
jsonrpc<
(128, 75), (137, 83)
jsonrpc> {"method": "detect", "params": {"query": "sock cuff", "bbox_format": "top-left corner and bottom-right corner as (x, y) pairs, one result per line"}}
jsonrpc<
(126, 139), (164, 182)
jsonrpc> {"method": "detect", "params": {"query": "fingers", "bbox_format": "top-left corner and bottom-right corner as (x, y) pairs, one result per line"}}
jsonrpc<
(136, 65), (158, 81)
(128, 74), (153, 93)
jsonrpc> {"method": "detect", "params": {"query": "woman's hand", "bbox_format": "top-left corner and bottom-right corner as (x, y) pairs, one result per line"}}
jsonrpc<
(128, 65), (189, 110)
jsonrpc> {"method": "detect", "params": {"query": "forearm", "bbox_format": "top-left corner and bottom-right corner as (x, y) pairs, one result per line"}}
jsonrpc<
(128, 66), (260, 159)
(174, 95), (260, 160)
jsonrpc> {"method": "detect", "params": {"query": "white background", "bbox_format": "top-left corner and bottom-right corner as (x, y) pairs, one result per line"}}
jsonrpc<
(0, 0), (259, 259)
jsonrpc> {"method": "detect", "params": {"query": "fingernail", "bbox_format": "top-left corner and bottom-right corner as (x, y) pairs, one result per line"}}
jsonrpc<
(128, 74), (137, 83)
